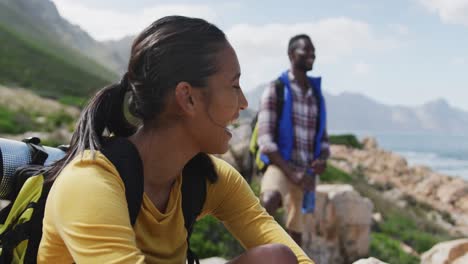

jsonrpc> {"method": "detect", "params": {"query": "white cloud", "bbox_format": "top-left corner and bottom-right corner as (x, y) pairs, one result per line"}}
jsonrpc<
(353, 62), (371, 74)
(451, 57), (466, 64)
(418, 0), (468, 27)
(227, 17), (399, 91)
(52, 0), (218, 40)
(50, 1), (401, 95)
(388, 24), (410, 35)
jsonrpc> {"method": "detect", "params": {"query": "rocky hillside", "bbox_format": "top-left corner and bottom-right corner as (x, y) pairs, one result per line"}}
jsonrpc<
(220, 123), (464, 263)
(331, 137), (468, 237)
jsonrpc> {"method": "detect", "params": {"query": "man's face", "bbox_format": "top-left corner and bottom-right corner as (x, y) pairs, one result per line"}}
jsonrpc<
(290, 38), (315, 72)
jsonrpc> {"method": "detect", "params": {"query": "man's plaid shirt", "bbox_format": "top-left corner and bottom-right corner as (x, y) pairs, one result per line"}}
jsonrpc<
(257, 70), (330, 172)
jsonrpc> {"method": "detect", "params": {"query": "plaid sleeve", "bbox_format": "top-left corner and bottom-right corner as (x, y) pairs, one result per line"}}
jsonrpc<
(257, 82), (279, 154)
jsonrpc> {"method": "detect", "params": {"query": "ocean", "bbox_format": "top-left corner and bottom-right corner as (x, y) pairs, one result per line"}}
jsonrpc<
(331, 131), (468, 181)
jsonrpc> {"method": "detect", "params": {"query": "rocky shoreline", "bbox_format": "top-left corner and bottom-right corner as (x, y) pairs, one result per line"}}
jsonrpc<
(330, 137), (468, 237)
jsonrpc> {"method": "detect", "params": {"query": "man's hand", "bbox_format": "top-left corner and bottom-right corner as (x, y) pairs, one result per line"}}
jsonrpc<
(288, 170), (305, 186)
(288, 170), (316, 192)
(311, 159), (327, 175)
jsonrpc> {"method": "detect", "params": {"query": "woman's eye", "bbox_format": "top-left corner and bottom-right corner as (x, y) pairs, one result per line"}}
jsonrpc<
(233, 85), (241, 90)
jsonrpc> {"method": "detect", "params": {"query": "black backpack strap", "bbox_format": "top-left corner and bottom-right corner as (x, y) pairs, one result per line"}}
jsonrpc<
(23, 181), (53, 264)
(0, 180), (51, 264)
(1, 221), (33, 263)
(181, 157), (208, 264)
(274, 78), (285, 119)
(22, 137), (48, 166)
(273, 78), (285, 143)
(101, 137), (144, 226)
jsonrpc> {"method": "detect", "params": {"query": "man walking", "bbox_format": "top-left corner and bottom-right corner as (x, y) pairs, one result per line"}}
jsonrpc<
(258, 34), (330, 246)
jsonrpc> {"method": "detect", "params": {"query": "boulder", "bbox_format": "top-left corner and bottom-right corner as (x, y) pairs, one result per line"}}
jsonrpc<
(352, 257), (388, 264)
(304, 184), (374, 263)
(436, 179), (468, 204)
(413, 173), (444, 198)
(362, 137), (378, 150)
(455, 195), (468, 212)
(200, 257), (227, 264)
(421, 239), (468, 264)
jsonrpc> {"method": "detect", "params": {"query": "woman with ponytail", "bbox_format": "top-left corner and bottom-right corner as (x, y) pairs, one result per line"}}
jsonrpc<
(37, 16), (313, 264)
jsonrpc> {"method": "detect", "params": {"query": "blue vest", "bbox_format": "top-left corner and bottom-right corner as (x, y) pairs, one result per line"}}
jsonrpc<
(261, 70), (327, 164)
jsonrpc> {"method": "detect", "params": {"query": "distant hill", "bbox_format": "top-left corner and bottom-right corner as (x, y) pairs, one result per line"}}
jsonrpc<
(102, 36), (134, 71)
(245, 84), (468, 134)
(0, 0), (121, 77)
(0, 23), (109, 99)
(327, 92), (468, 134)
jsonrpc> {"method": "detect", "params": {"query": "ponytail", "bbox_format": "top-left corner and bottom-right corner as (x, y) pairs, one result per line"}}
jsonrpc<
(47, 74), (137, 180)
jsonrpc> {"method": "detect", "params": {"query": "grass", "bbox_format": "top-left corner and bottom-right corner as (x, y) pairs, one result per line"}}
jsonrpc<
(58, 96), (88, 108)
(329, 134), (363, 149)
(190, 215), (244, 259)
(0, 105), (75, 135)
(0, 105), (32, 134)
(370, 233), (420, 264)
(321, 162), (353, 183)
(0, 24), (110, 99)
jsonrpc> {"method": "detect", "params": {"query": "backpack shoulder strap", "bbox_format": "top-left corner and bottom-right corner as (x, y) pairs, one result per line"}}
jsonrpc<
(273, 78), (285, 118)
(181, 155), (209, 264)
(101, 137), (144, 226)
(23, 180), (53, 264)
(273, 77), (285, 143)
(181, 172), (206, 235)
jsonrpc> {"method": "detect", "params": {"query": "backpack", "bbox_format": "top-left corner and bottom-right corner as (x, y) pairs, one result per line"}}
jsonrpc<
(0, 137), (206, 264)
(248, 78), (285, 175)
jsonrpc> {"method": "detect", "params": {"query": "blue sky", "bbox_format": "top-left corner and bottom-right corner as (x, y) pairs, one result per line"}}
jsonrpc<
(52, 0), (468, 111)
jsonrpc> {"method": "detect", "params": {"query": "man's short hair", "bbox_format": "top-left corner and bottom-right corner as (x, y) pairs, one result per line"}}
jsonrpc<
(288, 34), (313, 54)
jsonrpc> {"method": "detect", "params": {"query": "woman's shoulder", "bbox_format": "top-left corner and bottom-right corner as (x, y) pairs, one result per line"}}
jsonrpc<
(202, 155), (257, 217)
(210, 155), (240, 177)
(208, 155), (246, 188)
(54, 150), (124, 192)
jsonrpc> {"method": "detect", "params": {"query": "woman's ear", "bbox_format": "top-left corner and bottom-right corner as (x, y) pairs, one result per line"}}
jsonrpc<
(174, 81), (196, 116)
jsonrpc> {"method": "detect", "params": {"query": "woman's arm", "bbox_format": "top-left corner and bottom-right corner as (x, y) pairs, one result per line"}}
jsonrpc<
(203, 157), (314, 264)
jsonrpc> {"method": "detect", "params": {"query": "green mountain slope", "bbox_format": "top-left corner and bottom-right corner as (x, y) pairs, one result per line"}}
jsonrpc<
(0, 0), (126, 74)
(0, 0), (117, 83)
(0, 24), (109, 99)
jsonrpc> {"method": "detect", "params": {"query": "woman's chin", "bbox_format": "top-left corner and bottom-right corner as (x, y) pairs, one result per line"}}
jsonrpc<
(202, 130), (232, 154)
(215, 142), (230, 155)
(203, 140), (230, 155)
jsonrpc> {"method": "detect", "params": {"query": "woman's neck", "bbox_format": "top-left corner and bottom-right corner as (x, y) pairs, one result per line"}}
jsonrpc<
(128, 125), (199, 192)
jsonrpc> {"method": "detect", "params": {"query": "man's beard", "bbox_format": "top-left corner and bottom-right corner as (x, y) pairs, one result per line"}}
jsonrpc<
(296, 60), (312, 72)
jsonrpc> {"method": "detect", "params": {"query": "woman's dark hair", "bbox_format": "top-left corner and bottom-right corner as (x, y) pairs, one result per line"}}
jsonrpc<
(48, 16), (226, 182)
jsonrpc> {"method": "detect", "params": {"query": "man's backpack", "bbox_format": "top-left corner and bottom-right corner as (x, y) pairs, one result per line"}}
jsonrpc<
(0, 137), (206, 264)
(248, 78), (285, 175)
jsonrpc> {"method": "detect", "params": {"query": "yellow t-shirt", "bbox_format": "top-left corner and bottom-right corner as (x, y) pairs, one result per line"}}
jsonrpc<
(37, 151), (313, 264)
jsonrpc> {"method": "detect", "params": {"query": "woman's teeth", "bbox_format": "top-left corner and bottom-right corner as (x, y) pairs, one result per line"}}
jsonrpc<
(226, 120), (237, 133)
